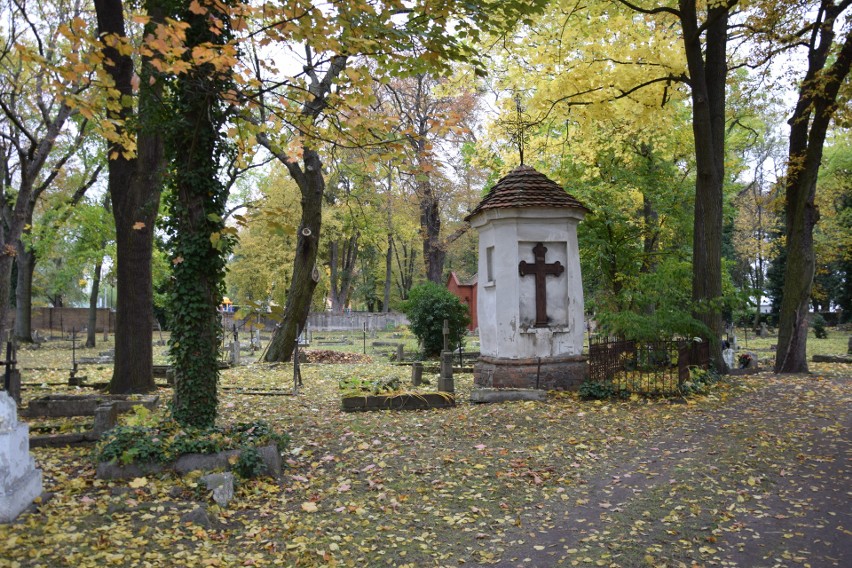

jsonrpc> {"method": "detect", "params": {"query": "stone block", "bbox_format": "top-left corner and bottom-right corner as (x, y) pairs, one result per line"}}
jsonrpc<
(92, 403), (119, 437)
(411, 362), (423, 386)
(202, 472), (234, 507)
(25, 394), (159, 418)
(96, 461), (165, 480)
(812, 354), (852, 363)
(97, 443), (281, 481)
(180, 505), (212, 528)
(5, 369), (21, 406)
(173, 443), (281, 478)
(470, 388), (547, 403)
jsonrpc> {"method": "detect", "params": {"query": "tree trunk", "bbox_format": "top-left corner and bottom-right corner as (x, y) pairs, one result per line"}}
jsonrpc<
(776, 7), (852, 373)
(13, 243), (34, 343)
(265, 148), (325, 362)
(420, 179), (445, 283)
(384, 233), (393, 312)
(336, 235), (359, 311)
(680, 0), (728, 369)
(111, 168), (160, 392)
(94, 0), (163, 394)
(86, 259), (103, 348)
(164, 1), (233, 428)
(0, 254), (13, 344)
(329, 241), (341, 312)
(329, 238), (358, 313)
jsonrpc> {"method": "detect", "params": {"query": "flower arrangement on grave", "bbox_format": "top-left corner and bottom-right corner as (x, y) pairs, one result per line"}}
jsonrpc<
(738, 353), (753, 368)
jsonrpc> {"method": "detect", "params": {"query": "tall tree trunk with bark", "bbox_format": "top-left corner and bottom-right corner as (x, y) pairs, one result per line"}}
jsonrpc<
(680, 0), (729, 369)
(329, 235), (359, 312)
(86, 259), (103, 348)
(86, 194), (111, 348)
(262, 55), (347, 363)
(419, 176), (445, 283)
(94, 0), (164, 394)
(264, 149), (325, 361)
(13, 243), (34, 342)
(776, 3), (852, 373)
(384, 233), (393, 313)
(329, 236), (358, 312)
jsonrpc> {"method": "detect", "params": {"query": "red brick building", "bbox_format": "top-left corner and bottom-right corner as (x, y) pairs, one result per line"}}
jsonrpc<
(446, 272), (478, 331)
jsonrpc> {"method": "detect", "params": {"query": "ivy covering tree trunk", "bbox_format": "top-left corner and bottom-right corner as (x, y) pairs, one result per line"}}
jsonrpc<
(164, 0), (235, 428)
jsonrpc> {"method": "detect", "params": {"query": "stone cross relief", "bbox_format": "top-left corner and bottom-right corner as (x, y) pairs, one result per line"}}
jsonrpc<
(518, 242), (564, 327)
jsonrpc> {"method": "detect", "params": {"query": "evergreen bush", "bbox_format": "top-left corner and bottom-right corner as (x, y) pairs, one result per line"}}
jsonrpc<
(811, 313), (828, 338)
(402, 282), (470, 356)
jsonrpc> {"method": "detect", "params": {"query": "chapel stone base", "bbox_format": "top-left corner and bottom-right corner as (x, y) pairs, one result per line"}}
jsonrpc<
(474, 354), (588, 391)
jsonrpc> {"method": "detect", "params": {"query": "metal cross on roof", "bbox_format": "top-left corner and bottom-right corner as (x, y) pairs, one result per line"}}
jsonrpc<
(498, 94), (532, 166)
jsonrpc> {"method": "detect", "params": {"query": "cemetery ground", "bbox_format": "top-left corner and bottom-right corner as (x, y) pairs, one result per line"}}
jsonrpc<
(0, 330), (849, 567)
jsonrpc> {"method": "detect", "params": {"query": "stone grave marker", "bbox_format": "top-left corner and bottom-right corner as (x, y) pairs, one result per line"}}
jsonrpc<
(229, 341), (240, 366)
(411, 362), (423, 386)
(722, 348), (735, 370)
(0, 391), (43, 523)
(3, 339), (20, 405)
(438, 320), (454, 393)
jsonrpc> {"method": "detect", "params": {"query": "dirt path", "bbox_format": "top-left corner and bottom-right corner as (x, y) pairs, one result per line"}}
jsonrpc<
(489, 375), (852, 567)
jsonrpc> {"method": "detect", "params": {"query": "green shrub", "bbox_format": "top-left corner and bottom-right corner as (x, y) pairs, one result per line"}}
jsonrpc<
(679, 366), (721, 395)
(402, 282), (470, 356)
(234, 447), (264, 479)
(811, 314), (828, 338)
(338, 376), (400, 395)
(94, 419), (289, 478)
(578, 380), (628, 400)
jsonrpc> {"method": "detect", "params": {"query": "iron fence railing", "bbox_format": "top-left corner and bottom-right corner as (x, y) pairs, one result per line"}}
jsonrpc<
(588, 336), (710, 395)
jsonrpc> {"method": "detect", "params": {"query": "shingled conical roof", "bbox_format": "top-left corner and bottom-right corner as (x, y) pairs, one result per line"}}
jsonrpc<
(465, 165), (589, 222)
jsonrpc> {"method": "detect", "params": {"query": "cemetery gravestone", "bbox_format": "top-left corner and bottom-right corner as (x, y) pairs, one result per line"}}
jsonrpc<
(0, 391), (43, 523)
(230, 341), (240, 366)
(722, 348), (735, 370)
(466, 165), (589, 391)
(439, 319), (454, 393)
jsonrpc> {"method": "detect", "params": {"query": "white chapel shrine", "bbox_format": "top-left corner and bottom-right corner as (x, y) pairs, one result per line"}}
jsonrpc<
(466, 165), (589, 390)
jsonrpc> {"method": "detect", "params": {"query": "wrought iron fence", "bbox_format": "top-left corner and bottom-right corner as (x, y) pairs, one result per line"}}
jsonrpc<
(588, 336), (710, 395)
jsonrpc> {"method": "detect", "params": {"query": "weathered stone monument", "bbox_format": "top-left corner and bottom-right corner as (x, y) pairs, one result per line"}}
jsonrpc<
(467, 165), (589, 390)
(0, 391), (43, 523)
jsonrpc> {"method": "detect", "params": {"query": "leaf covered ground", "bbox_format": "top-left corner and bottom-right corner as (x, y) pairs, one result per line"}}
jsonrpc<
(1, 337), (850, 567)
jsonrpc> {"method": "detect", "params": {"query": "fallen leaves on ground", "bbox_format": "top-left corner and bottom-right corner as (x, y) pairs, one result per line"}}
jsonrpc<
(301, 350), (373, 364)
(2, 344), (849, 567)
